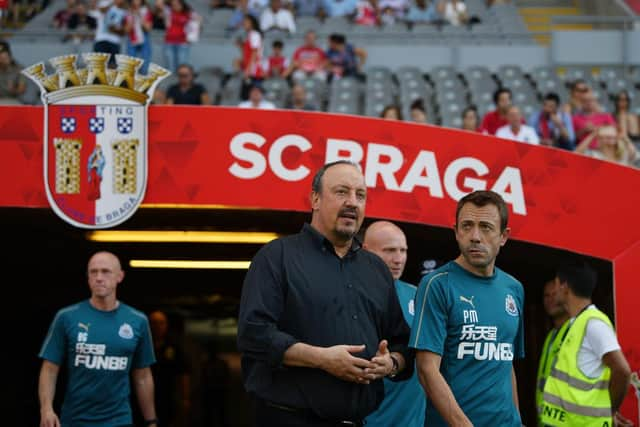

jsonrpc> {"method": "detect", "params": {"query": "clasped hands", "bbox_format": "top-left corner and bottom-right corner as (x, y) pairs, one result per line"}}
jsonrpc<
(320, 340), (395, 384)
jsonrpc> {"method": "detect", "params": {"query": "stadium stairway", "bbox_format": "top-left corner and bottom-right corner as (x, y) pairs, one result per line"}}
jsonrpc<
(517, 1), (592, 46)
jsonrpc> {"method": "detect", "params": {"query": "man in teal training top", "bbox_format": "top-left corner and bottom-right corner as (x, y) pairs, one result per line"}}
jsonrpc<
(38, 251), (158, 427)
(410, 190), (525, 427)
(363, 220), (425, 427)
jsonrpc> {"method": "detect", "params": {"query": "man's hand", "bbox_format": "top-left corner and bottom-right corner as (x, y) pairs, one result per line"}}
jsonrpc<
(614, 411), (633, 427)
(318, 344), (376, 384)
(364, 340), (394, 380)
(40, 408), (60, 427)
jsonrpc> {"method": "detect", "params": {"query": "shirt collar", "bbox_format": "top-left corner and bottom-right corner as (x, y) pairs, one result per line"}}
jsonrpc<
(302, 223), (362, 255)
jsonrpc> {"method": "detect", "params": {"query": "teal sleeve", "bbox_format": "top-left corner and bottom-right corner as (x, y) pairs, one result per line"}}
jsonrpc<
(410, 273), (448, 355)
(132, 318), (156, 368)
(38, 311), (67, 365)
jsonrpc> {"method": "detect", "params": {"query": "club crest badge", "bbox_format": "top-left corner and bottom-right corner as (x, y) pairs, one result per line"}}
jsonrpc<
(118, 323), (134, 339)
(22, 53), (169, 228)
(505, 294), (519, 316)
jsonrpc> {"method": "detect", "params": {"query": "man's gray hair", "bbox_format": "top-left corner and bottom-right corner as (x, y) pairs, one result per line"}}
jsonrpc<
(311, 160), (360, 193)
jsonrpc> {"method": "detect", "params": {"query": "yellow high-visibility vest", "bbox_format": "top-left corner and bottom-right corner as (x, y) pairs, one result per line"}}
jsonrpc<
(539, 307), (614, 427)
(536, 320), (569, 425)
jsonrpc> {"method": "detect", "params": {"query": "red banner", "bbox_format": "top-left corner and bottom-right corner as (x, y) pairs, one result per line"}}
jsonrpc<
(2, 105), (639, 419)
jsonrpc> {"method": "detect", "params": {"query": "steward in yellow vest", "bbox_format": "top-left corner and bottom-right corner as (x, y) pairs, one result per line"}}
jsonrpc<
(539, 263), (631, 427)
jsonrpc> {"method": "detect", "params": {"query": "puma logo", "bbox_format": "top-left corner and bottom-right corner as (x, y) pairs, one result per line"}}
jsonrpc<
(78, 322), (90, 331)
(459, 295), (475, 308)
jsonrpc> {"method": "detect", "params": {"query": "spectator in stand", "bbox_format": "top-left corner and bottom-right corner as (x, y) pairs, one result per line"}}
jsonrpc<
(323, 0), (357, 17)
(0, 40), (26, 104)
(325, 33), (366, 82)
(264, 39), (289, 78)
(405, 0), (438, 27)
(53, 0), (76, 28)
(572, 91), (616, 149)
(0, 0), (8, 28)
(613, 90), (639, 142)
(528, 92), (575, 150)
(125, 0), (153, 74)
(354, 0), (379, 26)
(576, 125), (637, 168)
(479, 87), (514, 135)
(294, 0), (326, 20)
(238, 81), (276, 109)
(162, 0), (198, 73)
(562, 79), (590, 115)
(496, 105), (539, 145)
(461, 105), (480, 132)
(150, 0), (166, 29)
(92, 0), (126, 68)
(284, 29), (327, 82)
(226, 0), (257, 36)
(165, 63), (211, 104)
(285, 83), (317, 110)
(65, 1), (97, 44)
(409, 98), (428, 124)
(379, 0), (406, 20)
(437, 0), (469, 26)
(260, 0), (295, 33)
(381, 104), (403, 120)
(239, 14), (265, 99)
(210, 0), (235, 9)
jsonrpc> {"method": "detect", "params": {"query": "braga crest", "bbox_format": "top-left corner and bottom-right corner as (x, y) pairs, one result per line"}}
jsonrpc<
(22, 53), (169, 229)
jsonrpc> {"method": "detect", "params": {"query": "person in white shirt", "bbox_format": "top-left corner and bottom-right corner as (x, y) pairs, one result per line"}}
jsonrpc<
(496, 106), (540, 145)
(238, 83), (276, 109)
(438, 0), (468, 26)
(551, 262), (632, 427)
(259, 0), (296, 33)
(92, 0), (127, 67)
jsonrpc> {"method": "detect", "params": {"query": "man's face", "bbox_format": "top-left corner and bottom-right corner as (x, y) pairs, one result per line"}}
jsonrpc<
(507, 107), (521, 127)
(583, 94), (597, 112)
(177, 66), (193, 85)
(312, 164), (366, 240)
(542, 99), (557, 115)
(305, 31), (316, 46)
(87, 253), (123, 299)
(497, 92), (511, 112)
(455, 202), (508, 272)
(543, 279), (566, 319)
(365, 227), (408, 280)
(410, 108), (427, 123)
(249, 86), (263, 103)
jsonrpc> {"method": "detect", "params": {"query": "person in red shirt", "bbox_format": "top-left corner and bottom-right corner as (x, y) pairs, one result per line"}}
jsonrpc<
(162, 0), (196, 72)
(264, 39), (289, 78)
(479, 87), (513, 135)
(572, 92), (616, 149)
(284, 29), (327, 81)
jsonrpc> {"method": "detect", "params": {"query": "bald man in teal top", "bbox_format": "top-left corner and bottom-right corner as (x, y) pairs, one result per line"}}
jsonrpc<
(38, 251), (158, 427)
(363, 221), (425, 427)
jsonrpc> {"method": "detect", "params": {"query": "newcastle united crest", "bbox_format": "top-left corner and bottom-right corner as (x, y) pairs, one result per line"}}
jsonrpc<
(22, 53), (169, 228)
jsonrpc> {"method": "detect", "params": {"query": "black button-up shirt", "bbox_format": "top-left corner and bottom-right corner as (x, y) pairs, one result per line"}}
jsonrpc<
(237, 223), (413, 421)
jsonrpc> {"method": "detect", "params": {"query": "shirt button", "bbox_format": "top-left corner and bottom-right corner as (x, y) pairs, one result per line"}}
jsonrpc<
(352, 314), (358, 320)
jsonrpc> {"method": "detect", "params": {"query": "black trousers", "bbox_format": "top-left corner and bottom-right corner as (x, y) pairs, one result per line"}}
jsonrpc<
(253, 398), (364, 427)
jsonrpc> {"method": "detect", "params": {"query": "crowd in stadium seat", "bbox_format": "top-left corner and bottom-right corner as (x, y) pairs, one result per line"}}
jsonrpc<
(2, 0), (640, 168)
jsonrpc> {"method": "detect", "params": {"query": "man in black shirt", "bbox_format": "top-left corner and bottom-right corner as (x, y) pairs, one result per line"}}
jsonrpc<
(237, 160), (413, 427)
(165, 64), (210, 105)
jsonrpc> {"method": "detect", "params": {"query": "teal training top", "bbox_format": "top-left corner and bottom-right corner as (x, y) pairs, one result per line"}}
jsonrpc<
(365, 279), (426, 427)
(39, 300), (156, 427)
(410, 261), (524, 427)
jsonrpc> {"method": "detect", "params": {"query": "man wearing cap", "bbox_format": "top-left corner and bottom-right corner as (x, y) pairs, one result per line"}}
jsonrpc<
(91, 0), (126, 67)
(237, 82), (276, 109)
